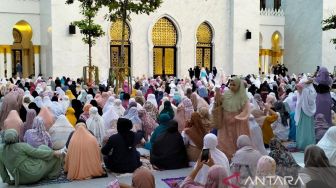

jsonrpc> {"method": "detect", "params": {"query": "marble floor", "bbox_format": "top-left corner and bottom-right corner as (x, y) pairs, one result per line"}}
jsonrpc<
(0, 151), (305, 188)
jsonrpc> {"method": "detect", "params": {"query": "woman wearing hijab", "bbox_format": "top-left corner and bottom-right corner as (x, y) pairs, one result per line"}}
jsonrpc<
(103, 96), (115, 114)
(272, 101), (290, 141)
(102, 105), (119, 139)
(90, 99), (103, 116)
(71, 99), (83, 120)
(255, 156), (285, 188)
(194, 133), (230, 185)
(295, 79), (317, 150)
(65, 107), (77, 127)
(102, 118), (141, 173)
(143, 101), (159, 121)
(315, 67), (333, 125)
(123, 106), (142, 132)
(182, 112), (208, 162)
(145, 89), (156, 103)
(190, 93), (209, 112)
(138, 109), (157, 141)
(24, 116), (52, 148)
(268, 138), (300, 179)
(0, 129), (62, 186)
(150, 120), (188, 170)
(315, 113), (329, 142)
(159, 101), (175, 120)
(4, 110), (23, 140)
(86, 107), (106, 145)
(38, 107), (55, 130)
(0, 92), (23, 129)
(231, 135), (263, 186)
(144, 113), (172, 150)
(283, 92), (297, 141)
(251, 104), (278, 146)
(317, 126), (336, 166)
(79, 103), (92, 121)
(28, 102), (40, 114)
(65, 90), (76, 101)
(175, 97), (194, 132)
(248, 110), (268, 155)
(65, 123), (105, 180)
(182, 159), (229, 188)
(213, 77), (250, 159)
(22, 109), (36, 140)
(300, 145), (336, 188)
(49, 115), (75, 150)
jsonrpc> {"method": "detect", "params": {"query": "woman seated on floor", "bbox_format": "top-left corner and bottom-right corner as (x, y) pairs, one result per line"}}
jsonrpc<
(144, 113), (172, 150)
(299, 145), (336, 188)
(182, 111), (208, 163)
(65, 122), (106, 180)
(0, 129), (62, 186)
(317, 126), (336, 166)
(181, 155), (229, 188)
(48, 114), (75, 150)
(231, 135), (262, 186)
(108, 167), (155, 188)
(101, 118), (141, 173)
(255, 156), (287, 188)
(194, 133), (230, 185)
(24, 116), (53, 148)
(150, 119), (188, 170)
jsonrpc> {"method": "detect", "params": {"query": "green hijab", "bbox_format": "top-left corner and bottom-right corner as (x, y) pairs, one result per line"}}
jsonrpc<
(4, 129), (19, 145)
(160, 101), (174, 120)
(222, 77), (248, 112)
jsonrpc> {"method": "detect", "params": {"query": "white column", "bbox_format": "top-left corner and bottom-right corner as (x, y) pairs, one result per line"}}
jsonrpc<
(6, 52), (12, 78)
(34, 53), (40, 77)
(0, 53), (4, 78)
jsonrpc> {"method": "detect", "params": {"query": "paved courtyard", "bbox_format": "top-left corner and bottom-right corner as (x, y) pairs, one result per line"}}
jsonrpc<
(0, 152), (304, 188)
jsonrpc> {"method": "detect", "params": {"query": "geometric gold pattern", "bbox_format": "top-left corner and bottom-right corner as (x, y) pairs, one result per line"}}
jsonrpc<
(152, 17), (177, 46)
(110, 19), (130, 45)
(196, 22), (212, 47)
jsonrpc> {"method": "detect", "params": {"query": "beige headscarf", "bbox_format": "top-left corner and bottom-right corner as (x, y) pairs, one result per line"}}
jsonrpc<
(222, 77), (248, 112)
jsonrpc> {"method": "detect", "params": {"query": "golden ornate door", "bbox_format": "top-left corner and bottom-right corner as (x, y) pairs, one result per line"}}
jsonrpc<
(152, 17), (178, 77)
(153, 47), (176, 77)
(196, 22), (213, 70)
(110, 45), (130, 75)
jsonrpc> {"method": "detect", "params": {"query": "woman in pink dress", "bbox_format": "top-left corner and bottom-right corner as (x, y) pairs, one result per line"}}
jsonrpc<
(213, 77), (250, 159)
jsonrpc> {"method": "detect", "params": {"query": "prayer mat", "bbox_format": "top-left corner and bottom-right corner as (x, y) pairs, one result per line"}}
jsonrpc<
(282, 141), (301, 152)
(162, 177), (186, 188)
(26, 169), (71, 187)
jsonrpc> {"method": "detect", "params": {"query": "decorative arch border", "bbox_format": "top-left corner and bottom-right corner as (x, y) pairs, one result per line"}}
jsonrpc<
(193, 20), (216, 69)
(107, 19), (134, 76)
(148, 14), (182, 77)
(271, 30), (283, 49)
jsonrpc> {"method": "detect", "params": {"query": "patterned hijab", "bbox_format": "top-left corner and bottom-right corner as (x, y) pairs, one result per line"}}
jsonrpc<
(269, 138), (299, 175)
(256, 156), (276, 176)
(222, 77), (248, 112)
(138, 109), (157, 140)
(143, 101), (159, 121)
(123, 107), (142, 126)
(205, 165), (229, 188)
(24, 116), (52, 148)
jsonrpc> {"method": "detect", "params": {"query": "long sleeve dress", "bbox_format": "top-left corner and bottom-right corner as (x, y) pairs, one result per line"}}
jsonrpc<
(0, 143), (62, 186)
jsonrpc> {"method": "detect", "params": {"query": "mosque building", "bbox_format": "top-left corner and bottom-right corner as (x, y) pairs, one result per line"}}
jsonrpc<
(0, 0), (335, 80)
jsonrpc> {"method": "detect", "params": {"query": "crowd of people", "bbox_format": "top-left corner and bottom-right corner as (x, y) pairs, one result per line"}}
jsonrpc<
(0, 65), (336, 187)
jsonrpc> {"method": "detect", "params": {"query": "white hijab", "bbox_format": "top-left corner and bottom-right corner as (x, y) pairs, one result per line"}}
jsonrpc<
(147, 94), (158, 108)
(48, 115), (75, 150)
(295, 79), (317, 124)
(86, 107), (106, 145)
(103, 96), (115, 114)
(317, 126), (336, 166)
(194, 133), (230, 185)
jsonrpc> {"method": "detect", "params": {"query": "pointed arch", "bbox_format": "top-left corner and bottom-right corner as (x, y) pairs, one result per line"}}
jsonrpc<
(151, 16), (178, 77)
(271, 31), (283, 65)
(196, 22), (213, 70)
(109, 19), (132, 75)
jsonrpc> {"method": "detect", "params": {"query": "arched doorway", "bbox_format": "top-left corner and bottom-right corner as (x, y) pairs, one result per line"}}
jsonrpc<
(12, 20), (34, 78)
(271, 32), (283, 66)
(152, 17), (177, 77)
(196, 22), (213, 70)
(110, 19), (131, 75)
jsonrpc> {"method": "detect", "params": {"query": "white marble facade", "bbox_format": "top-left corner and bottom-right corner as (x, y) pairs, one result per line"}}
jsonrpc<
(0, 0), (335, 80)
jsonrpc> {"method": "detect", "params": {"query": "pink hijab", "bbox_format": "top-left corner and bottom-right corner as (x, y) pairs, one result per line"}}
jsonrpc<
(38, 107), (55, 130)
(4, 110), (23, 139)
(205, 165), (229, 188)
(0, 92), (23, 129)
